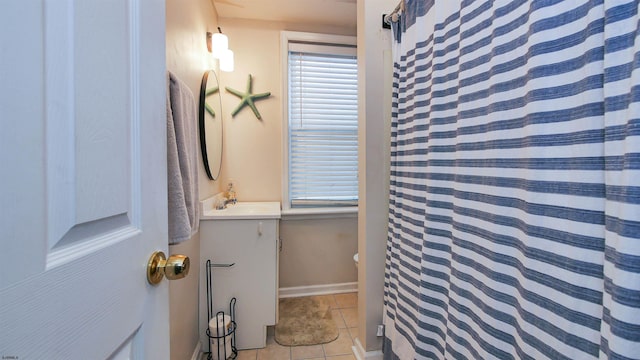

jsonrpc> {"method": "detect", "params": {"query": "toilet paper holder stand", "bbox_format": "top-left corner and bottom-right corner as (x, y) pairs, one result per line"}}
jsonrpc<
(206, 259), (238, 360)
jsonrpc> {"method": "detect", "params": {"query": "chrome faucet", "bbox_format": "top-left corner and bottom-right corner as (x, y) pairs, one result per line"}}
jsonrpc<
(215, 200), (227, 210)
(214, 197), (236, 210)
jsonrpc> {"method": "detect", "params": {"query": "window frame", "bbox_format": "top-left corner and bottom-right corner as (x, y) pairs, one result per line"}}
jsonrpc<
(280, 31), (358, 214)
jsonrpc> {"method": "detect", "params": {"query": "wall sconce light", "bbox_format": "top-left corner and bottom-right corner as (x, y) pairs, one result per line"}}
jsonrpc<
(220, 48), (234, 72)
(207, 27), (234, 72)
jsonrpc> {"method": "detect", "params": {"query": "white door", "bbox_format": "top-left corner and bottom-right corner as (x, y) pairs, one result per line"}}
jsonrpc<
(0, 1), (169, 359)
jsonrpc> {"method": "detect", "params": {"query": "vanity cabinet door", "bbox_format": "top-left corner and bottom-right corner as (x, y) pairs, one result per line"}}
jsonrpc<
(200, 219), (278, 350)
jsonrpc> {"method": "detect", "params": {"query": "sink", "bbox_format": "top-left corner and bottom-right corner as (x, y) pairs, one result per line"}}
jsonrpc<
(200, 199), (281, 220)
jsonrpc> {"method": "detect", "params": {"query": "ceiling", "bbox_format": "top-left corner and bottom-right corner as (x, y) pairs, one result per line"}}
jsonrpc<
(211, 0), (357, 29)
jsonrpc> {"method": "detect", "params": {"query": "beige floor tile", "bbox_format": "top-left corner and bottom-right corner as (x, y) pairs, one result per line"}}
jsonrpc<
(313, 294), (338, 309)
(236, 349), (258, 360)
(331, 309), (346, 329)
(326, 355), (356, 360)
(257, 336), (291, 360)
(340, 308), (358, 328)
(333, 293), (357, 309)
(323, 329), (354, 357)
(290, 344), (324, 359)
(347, 327), (358, 342)
(203, 349), (252, 360)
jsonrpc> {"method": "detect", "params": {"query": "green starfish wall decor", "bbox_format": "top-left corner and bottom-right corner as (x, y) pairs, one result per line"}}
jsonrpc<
(225, 74), (271, 120)
(204, 86), (219, 117)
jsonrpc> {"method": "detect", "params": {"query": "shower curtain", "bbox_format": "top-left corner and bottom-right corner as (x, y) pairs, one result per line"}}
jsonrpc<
(383, 1), (640, 359)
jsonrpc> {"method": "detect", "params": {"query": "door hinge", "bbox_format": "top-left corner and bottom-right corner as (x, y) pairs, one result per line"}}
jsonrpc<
(377, 324), (384, 337)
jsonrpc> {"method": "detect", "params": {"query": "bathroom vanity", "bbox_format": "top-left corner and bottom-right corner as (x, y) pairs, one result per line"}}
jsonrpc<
(199, 200), (280, 350)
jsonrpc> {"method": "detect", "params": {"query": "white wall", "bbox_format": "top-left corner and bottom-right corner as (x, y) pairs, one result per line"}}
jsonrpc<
(357, 0), (395, 354)
(279, 217), (358, 288)
(166, 0), (220, 359)
(168, 232), (201, 360)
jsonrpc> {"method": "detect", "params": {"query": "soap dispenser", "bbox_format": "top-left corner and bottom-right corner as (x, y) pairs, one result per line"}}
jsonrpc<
(226, 179), (237, 205)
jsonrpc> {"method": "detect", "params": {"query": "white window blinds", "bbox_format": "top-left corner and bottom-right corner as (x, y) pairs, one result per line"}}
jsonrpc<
(287, 42), (358, 208)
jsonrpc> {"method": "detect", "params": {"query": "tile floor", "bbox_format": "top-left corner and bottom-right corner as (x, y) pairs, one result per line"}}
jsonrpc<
(205, 292), (358, 360)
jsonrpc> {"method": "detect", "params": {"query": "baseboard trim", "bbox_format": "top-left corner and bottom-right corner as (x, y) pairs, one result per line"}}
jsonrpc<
(353, 338), (383, 360)
(279, 282), (357, 298)
(353, 338), (365, 360)
(191, 341), (202, 360)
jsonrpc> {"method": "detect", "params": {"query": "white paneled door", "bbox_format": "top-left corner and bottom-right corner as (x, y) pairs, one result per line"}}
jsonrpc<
(0, 1), (168, 359)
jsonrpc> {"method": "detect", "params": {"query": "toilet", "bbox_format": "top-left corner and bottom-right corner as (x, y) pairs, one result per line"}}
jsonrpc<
(353, 253), (359, 268)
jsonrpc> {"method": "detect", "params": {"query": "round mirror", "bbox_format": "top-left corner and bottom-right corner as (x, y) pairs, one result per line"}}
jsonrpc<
(198, 70), (223, 180)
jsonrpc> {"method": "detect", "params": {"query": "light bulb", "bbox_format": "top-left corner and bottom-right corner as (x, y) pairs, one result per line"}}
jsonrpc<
(211, 33), (228, 59)
(220, 49), (234, 72)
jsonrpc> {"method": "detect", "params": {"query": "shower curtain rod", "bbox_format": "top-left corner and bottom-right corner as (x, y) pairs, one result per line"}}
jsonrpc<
(383, 0), (404, 25)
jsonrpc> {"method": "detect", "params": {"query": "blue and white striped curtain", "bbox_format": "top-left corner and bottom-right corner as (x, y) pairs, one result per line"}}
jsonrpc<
(383, 1), (640, 359)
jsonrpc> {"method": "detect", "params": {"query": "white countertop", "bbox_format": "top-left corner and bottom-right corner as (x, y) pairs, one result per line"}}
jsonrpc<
(200, 200), (281, 220)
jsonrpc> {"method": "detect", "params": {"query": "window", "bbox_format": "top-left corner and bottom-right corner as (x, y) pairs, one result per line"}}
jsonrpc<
(282, 32), (358, 210)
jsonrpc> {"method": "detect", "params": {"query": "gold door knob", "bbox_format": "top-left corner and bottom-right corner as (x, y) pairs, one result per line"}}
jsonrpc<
(165, 254), (190, 280)
(147, 251), (190, 285)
